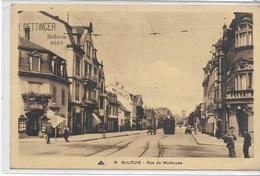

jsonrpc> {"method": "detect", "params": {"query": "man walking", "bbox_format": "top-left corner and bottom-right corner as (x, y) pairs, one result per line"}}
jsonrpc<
(223, 127), (237, 158)
(243, 130), (252, 158)
(63, 126), (70, 142)
(45, 120), (53, 144)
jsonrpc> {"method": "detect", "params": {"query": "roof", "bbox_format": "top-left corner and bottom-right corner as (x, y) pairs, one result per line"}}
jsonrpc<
(18, 37), (67, 62)
(19, 37), (48, 52)
(117, 100), (130, 112)
(39, 11), (84, 55)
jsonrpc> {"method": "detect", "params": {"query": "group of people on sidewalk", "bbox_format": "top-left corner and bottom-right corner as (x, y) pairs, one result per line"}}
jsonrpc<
(45, 120), (70, 144)
(223, 126), (252, 158)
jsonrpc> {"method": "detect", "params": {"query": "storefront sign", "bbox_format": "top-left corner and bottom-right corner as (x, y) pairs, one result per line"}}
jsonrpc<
(19, 22), (67, 46)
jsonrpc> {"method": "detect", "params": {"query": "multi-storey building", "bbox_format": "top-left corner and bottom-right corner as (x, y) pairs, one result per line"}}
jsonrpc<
(106, 92), (119, 132)
(18, 31), (69, 137)
(106, 83), (135, 128)
(222, 12), (253, 137)
(18, 11), (105, 134)
(202, 12), (254, 137)
(202, 39), (225, 136)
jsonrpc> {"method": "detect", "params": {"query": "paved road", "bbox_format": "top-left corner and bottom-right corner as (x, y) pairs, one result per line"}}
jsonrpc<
(19, 127), (231, 158)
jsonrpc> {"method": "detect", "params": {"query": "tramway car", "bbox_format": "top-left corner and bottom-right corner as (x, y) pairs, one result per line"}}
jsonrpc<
(163, 117), (175, 134)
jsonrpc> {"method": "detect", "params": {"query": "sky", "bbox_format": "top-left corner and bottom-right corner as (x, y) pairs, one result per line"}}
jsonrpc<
(52, 10), (234, 115)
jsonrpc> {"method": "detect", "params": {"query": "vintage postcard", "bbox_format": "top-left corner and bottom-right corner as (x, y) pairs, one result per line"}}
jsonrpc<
(10, 4), (260, 170)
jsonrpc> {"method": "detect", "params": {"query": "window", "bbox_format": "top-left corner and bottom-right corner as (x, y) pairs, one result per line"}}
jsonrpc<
(248, 73), (253, 89)
(235, 23), (253, 48)
(51, 60), (55, 73)
(29, 56), (41, 72)
(75, 57), (80, 76)
(75, 83), (80, 100)
(89, 65), (92, 76)
(94, 68), (98, 78)
(248, 31), (253, 45)
(61, 64), (64, 77)
(88, 89), (91, 99)
(86, 43), (92, 57)
(101, 82), (104, 93)
(84, 61), (88, 78)
(112, 106), (115, 115)
(93, 49), (97, 59)
(236, 74), (247, 90)
(241, 74), (247, 90)
(52, 86), (57, 103)
(100, 97), (104, 109)
(61, 89), (65, 105)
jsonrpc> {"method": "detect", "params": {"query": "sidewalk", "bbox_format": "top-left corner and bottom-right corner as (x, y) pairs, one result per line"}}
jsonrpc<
(192, 131), (244, 146)
(192, 131), (254, 158)
(19, 130), (147, 143)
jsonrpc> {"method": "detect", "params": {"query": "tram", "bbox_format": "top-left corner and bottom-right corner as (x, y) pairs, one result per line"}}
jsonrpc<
(163, 117), (175, 134)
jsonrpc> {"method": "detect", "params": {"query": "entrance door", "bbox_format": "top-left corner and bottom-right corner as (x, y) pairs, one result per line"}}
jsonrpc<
(236, 109), (248, 136)
(26, 111), (40, 136)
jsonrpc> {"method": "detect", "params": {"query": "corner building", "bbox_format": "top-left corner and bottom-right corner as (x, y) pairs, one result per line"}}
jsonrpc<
(18, 11), (105, 134)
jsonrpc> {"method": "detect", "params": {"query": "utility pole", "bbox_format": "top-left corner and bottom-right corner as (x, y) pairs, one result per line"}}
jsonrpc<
(67, 12), (70, 25)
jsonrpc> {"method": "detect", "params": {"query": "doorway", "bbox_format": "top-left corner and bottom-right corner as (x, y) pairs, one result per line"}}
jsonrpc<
(236, 109), (248, 136)
(26, 110), (42, 136)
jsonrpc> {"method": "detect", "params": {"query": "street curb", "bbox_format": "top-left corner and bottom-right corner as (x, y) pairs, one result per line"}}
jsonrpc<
(70, 131), (147, 142)
(18, 131), (147, 143)
(191, 133), (226, 146)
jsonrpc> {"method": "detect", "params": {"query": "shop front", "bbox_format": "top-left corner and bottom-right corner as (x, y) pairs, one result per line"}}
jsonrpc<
(20, 91), (52, 137)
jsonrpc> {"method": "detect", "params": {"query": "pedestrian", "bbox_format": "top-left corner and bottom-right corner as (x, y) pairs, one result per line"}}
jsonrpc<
(223, 127), (237, 158)
(45, 120), (53, 144)
(63, 126), (70, 142)
(243, 130), (252, 158)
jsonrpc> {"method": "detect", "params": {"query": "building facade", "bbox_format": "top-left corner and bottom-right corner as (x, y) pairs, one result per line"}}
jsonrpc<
(222, 12), (254, 137)
(202, 12), (254, 138)
(18, 11), (105, 134)
(106, 92), (119, 132)
(18, 34), (69, 137)
(106, 83), (135, 128)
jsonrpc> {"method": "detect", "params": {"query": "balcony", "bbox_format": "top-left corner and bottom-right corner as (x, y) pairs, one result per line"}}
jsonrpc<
(82, 97), (97, 106)
(99, 92), (107, 97)
(83, 75), (98, 85)
(225, 89), (253, 104)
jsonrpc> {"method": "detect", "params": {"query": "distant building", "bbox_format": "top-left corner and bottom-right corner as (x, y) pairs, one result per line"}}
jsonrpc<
(18, 34), (69, 137)
(106, 83), (137, 128)
(144, 108), (157, 129)
(118, 100), (131, 131)
(135, 95), (144, 130)
(106, 92), (119, 132)
(202, 39), (223, 135)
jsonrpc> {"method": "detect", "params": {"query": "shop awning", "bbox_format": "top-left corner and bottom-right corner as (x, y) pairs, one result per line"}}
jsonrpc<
(130, 121), (136, 125)
(46, 109), (65, 127)
(207, 117), (215, 124)
(92, 113), (102, 127)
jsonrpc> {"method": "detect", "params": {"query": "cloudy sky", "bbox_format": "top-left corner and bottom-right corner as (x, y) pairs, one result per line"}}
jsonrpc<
(53, 9), (234, 115)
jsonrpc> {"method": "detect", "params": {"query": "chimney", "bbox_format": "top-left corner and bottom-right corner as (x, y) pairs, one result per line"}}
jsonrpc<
(24, 27), (30, 40)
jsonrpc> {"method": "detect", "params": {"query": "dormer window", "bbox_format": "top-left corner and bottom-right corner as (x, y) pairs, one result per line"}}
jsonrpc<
(235, 23), (253, 48)
(29, 52), (41, 72)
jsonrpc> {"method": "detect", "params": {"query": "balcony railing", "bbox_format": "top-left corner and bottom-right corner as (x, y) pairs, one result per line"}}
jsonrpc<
(84, 74), (98, 83)
(226, 89), (253, 99)
(82, 97), (97, 105)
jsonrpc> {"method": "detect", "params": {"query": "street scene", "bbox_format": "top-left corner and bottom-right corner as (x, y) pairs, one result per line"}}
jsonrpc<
(19, 127), (253, 158)
(16, 10), (254, 159)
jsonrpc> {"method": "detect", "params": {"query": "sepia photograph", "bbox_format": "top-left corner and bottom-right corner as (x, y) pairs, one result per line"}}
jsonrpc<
(10, 4), (260, 170)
